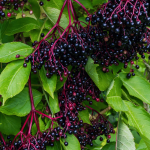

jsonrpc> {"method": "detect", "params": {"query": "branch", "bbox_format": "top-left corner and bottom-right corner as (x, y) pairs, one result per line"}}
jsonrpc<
(100, 106), (111, 114)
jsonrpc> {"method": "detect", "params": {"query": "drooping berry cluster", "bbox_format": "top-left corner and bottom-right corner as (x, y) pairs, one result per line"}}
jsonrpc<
(85, 0), (150, 78)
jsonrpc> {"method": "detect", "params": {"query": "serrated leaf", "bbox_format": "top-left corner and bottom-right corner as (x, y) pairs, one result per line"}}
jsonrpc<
(0, 42), (33, 63)
(49, 92), (60, 114)
(5, 18), (40, 35)
(0, 112), (21, 135)
(121, 87), (143, 107)
(116, 116), (135, 150)
(0, 60), (31, 104)
(42, 0), (69, 29)
(78, 108), (91, 125)
(60, 134), (80, 150)
(119, 73), (150, 104)
(124, 101), (150, 149)
(39, 66), (57, 99)
(0, 88), (42, 116)
(106, 77), (128, 111)
(101, 142), (115, 150)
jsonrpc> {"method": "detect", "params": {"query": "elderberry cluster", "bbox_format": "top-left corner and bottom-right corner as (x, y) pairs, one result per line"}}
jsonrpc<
(85, 0), (150, 78)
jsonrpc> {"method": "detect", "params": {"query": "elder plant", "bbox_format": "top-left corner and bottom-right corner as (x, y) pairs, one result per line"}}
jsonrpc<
(0, 0), (150, 150)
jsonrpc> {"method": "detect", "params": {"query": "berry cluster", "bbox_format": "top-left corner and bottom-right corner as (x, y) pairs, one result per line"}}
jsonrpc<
(86, 0), (150, 78)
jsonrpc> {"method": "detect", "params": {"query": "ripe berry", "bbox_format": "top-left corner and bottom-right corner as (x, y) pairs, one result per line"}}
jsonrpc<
(39, 1), (44, 6)
(64, 142), (68, 146)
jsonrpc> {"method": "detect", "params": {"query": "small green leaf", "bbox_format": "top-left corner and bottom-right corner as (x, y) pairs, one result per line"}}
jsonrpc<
(31, 116), (45, 135)
(39, 66), (57, 98)
(106, 77), (128, 112)
(60, 134), (81, 150)
(0, 42), (33, 63)
(0, 112), (21, 135)
(101, 142), (115, 150)
(116, 116), (135, 150)
(78, 108), (91, 125)
(0, 60), (31, 104)
(42, 0), (69, 29)
(85, 58), (114, 91)
(119, 73), (150, 104)
(46, 141), (61, 150)
(0, 88), (42, 116)
(28, 0), (40, 19)
(5, 18), (40, 35)
(124, 101), (150, 149)
(49, 92), (60, 114)
(56, 75), (67, 91)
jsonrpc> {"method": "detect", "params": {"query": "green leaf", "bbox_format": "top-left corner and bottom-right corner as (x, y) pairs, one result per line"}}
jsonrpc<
(49, 92), (60, 114)
(0, 42), (33, 63)
(124, 101), (150, 149)
(97, 66), (115, 91)
(56, 75), (67, 91)
(0, 112), (21, 135)
(85, 58), (114, 91)
(42, 0), (69, 29)
(0, 20), (9, 42)
(101, 142), (115, 150)
(39, 66), (57, 98)
(78, 108), (91, 125)
(136, 139), (148, 150)
(116, 116), (135, 150)
(110, 63), (124, 75)
(119, 73), (150, 104)
(46, 141), (61, 150)
(106, 77), (128, 112)
(121, 87), (143, 107)
(0, 88), (42, 116)
(28, 0), (40, 19)
(93, 0), (108, 6)
(78, 0), (93, 9)
(5, 18), (40, 35)
(0, 60), (31, 104)
(31, 116), (45, 135)
(60, 134), (80, 150)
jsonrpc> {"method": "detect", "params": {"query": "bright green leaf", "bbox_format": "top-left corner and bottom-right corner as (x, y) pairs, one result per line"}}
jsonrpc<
(0, 42), (33, 63)
(0, 88), (42, 116)
(39, 66), (57, 98)
(61, 134), (80, 150)
(0, 112), (21, 135)
(78, 108), (91, 125)
(106, 77), (128, 111)
(116, 116), (135, 150)
(119, 73), (150, 104)
(49, 92), (60, 114)
(42, 0), (69, 29)
(0, 60), (31, 104)
(78, 0), (93, 9)
(5, 18), (40, 35)
(124, 101), (150, 149)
